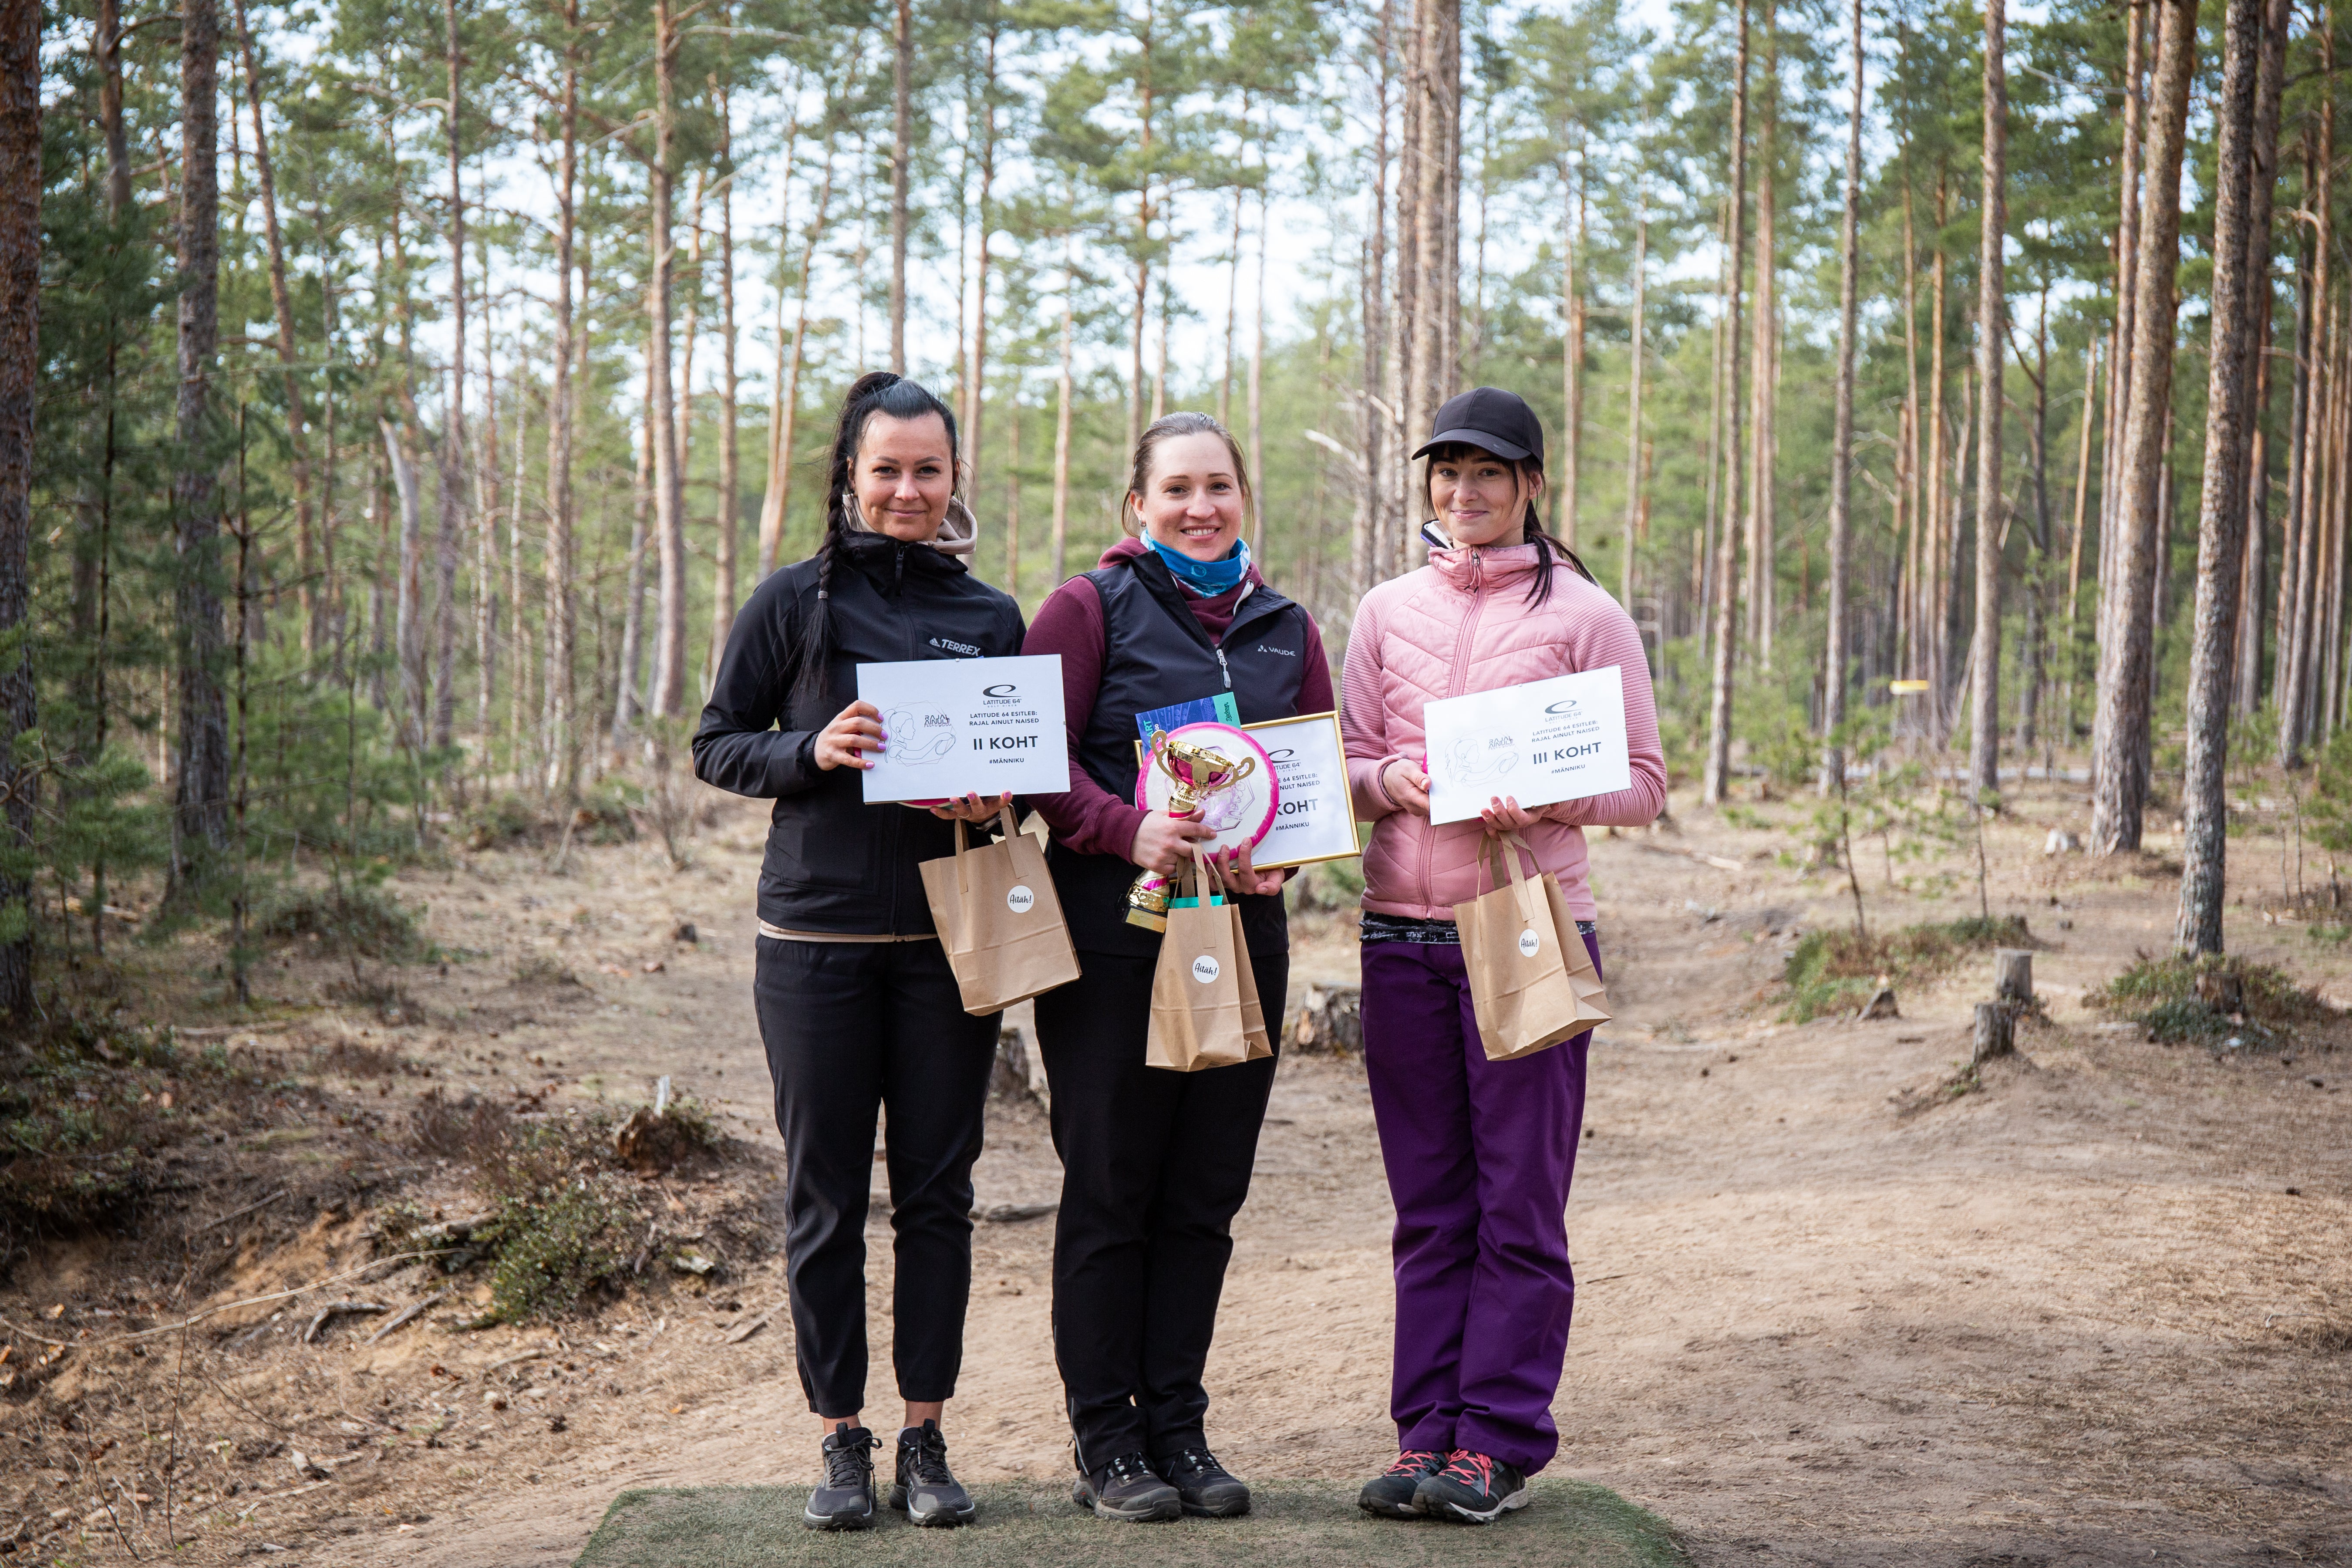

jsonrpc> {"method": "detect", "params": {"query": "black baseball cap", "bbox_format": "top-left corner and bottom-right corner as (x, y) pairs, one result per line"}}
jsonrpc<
(1410, 387), (1546, 465)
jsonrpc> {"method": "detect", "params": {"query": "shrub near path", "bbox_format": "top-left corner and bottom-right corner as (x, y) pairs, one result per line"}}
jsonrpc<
(0, 787), (2346, 1568)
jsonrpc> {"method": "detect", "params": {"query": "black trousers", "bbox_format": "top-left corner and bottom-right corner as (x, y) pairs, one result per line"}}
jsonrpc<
(1033, 948), (1286, 1467)
(753, 936), (1000, 1416)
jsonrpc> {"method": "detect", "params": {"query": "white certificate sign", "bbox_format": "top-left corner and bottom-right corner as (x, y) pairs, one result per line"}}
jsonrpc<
(1422, 667), (1631, 826)
(855, 654), (1069, 802)
(1242, 711), (1359, 870)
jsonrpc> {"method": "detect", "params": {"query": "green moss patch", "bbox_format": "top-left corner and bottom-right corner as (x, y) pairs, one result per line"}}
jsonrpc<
(1779, 915), (2032, 1022)
(575, 1481), (1687, 1568)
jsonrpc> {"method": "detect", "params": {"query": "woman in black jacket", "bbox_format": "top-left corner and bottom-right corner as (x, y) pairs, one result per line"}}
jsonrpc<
(694, 372), (1023, 1534)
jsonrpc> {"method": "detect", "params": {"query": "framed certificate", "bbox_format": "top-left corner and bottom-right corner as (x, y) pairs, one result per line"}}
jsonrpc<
(855, 654), (1069, 802)
(1241, 711), (1359, 870)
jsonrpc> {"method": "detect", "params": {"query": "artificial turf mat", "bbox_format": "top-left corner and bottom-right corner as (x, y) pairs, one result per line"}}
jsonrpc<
(573, 1479), (1687, 1567)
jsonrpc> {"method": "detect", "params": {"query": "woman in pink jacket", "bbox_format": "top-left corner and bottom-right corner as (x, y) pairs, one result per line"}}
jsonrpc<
(1343, 388), (1666, 1525)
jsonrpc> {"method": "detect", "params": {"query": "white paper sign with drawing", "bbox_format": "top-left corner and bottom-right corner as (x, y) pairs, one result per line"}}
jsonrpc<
(1421, 666), (1632, 826)
(855, 654), (1069, 803)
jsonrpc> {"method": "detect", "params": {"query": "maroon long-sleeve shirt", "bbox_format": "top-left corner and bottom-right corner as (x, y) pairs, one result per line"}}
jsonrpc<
(1024, 537), (1335, 861)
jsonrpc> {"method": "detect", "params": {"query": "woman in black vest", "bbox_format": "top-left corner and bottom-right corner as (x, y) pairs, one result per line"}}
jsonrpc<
(1023, 411), (1334, 1522)
(694, 373), (1023, 1533)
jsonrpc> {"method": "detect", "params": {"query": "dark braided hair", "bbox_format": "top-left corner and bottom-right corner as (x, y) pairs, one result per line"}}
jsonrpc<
(1421, 441), (1598, 609)
(791, 371), (961, 712)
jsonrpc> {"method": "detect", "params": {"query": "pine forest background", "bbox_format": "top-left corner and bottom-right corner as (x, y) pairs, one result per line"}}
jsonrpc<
(0, 0), (2337, 1013)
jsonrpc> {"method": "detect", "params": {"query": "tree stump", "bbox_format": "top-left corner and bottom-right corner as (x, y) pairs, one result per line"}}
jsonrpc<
(2194, 969), (2245, 1014)
(1292, 983), (1364, 1055)
(1972, 1001), (2015, 1065)
(1859, 987), (1900, 1020)
(991, 1026), (1041, 1103)
(1995, 949), (2034, 1008)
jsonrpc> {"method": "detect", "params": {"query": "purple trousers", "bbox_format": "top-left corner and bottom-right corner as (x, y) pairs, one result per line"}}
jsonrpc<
(1360, 931), (1597, 1476)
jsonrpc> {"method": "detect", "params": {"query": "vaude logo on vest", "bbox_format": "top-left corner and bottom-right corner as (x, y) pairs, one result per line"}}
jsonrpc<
(1253, 644), (1297, 657)
(929, 636), (981, 656)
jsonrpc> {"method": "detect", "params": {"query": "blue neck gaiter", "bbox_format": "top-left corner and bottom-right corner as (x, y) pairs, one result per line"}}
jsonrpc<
(1146, 535), (1251, 596)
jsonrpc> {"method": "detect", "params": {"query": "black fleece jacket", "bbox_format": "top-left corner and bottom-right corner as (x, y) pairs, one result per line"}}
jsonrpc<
(692, 531), (1027, 935)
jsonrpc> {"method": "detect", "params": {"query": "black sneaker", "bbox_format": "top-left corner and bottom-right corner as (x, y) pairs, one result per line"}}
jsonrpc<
(1156, 1447), (1250, 1518)
(803, 1422), (879, 1531)
(1358, 1449), (1446, 1518)
(889, 1419), (976, 1527)
(1070, 1448), (1181, 1522)
(1415, 1449), (1530, 1524)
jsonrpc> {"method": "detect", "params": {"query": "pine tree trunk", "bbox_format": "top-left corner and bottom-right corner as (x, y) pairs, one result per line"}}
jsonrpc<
(648, 0), (686, 721)
(0, 0), (36, 1016)
(544, 4), (578, 795)
(760, 144), (833, 580)
(1005, 396), (1021, 596)
(968, 35), (997, 545)
(229, 0), (318, 661)
(1622, 208), (1647, 607)
(1900, 172), (1921, 687)
(1129, 47), (1155, 456)
(1402, 0), (1459, 486)
(382, 419), (424, 741)
(97, 0), (127, 216)
(2232, 0), (2288, 718)
(1558, 152), (1581, 545)
(1968, 0), (2008, 803)
(2180, 0), (2282, 951)
(1222, 183), (1241, 429)
(2274, 156), (2313, 730)
(613, 350), (654, 752)
(1249, 180), (1267, 554)
(1702, 0), (1750, 807)
(707, 53), (739, 692)
(1699, 194), (1728, 658)
(2091, 0), (2198, 854)
(890, 0), (910, 374)
(1927, 169), (1949, 742)
(1356, 5), (1393, 597)
(1053, 239), (1074, 583)
(477, 354), (500, 746)
(2101, 0), (2148, 685)
(1822, 0), (1861, 793)
(431, 0), (466, 751)
(2065, 341), (2099, 733)
(2018, 292), (2049, 754)
(175, 0), (230, 853)
(1747, 2), (1776, 666)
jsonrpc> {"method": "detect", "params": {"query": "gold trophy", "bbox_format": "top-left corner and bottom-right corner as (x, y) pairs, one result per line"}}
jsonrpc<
(1125, 729), (1258, 931)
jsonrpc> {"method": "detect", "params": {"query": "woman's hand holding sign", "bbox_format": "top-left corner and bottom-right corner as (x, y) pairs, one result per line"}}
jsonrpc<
(815, 701), (886, 771)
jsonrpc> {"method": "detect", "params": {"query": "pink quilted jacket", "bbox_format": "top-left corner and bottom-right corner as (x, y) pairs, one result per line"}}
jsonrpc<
(1341, 543), (1667, 922)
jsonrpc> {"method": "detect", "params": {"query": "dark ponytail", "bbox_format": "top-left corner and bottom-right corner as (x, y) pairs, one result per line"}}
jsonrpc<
(790, 371), (961, 713)
(1522, 510), (1599, 609)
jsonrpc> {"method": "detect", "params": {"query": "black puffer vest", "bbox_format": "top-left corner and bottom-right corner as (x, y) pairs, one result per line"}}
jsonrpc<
(1051, 550), (1315, 958)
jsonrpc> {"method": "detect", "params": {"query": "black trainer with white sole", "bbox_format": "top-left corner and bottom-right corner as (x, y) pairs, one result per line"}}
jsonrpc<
(803, 1423), (879, 1531)
(1070, 1449), (1182, 1522)
(1358, 1449), (1447, 1517)
(1414, 1449), (1530, 1524)
(888, 1419), (977, 1527)
(1155, 1447), (1250, 1517)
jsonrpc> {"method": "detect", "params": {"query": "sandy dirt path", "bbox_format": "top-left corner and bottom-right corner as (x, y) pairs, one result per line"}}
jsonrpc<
(109, 792), (2352, 1567)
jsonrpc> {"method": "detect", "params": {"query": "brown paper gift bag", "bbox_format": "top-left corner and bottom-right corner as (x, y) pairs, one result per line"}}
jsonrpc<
(1146, 852), (1271, 1071)
(917, 803), (1081, 1015)
(1452, 831), (1612, 1062)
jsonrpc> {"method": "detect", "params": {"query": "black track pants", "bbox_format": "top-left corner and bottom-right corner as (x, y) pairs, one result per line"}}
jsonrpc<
(1033, 948), (1286, 1467)
(753, 936), (1000, 1416)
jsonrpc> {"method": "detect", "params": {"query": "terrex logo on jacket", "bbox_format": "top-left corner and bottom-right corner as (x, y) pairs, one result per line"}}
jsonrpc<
(930, 636), (981, 656)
